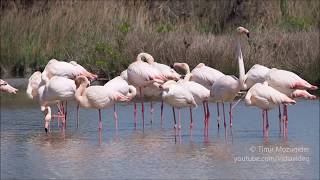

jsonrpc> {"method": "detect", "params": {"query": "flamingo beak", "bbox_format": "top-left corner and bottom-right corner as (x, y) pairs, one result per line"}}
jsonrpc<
(246, 32), (250, 38)
(45, 128), (48, 134)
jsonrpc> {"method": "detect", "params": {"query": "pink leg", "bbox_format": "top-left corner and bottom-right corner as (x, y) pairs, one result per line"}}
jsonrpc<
(134, 103), (137, 128)
(160, 101), (164, 125)
(203, 102), (207, 129)
(278, 105), (281, 132)
(172, 107), (177, 129)
(206, 101), (210, 132)
(266, 110), (269, 137)
(262, 110), (265, 137)
(229, 103), (232, 127)
(98, 109), (102, 130)
(284, 105), (288, 135)
(189, 107), (193, 129)
(65, 101), (67, 127)
(139, 88), (145, 129)
(114, 104), (118, 130)
(216, 103), (220, 129)
(222, 102), (226, 128)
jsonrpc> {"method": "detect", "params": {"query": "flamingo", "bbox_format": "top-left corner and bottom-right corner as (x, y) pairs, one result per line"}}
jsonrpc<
(37, 76), (76, 133)
(0, 79), (18, 94)
(187, 63), (225, 128)
(210, 26), (249, 128)
(143, 54), (181, 123)
(173, 63), (211, 132)
(241, 64), (271, 90)
(74, 76), (131, 132)
(159, 80), (197, 129)
(127, 53), (166, 128)
(245, 82), (296, 137)
(265, 68), (318, 132)
(41, 59), (97, 84)
(104, 75), (137, 128)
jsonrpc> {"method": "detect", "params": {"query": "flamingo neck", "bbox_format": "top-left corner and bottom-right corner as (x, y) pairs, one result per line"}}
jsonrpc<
(75, 83), (87, 103)
(237, 36), (247, 90)
(44, 106), (52, 122)
(183, 73), (192, 82)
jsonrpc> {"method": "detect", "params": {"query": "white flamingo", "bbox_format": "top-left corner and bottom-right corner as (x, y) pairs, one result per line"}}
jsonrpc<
(42, 59), (97, 84)
(104, 75), (137, 128)
(245, 82), (296, 137)
(160, 80), (197, 129)
(173, 63), (211, 132)
(265, 68), (318, 131)
(74, 76), (131, 132)
(127, 53), (166, 128)
(210, 26), (250, 128)
(0, 79), (18, 94)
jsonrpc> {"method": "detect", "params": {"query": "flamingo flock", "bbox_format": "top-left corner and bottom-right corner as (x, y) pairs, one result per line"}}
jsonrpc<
(1, 27), (318, 138)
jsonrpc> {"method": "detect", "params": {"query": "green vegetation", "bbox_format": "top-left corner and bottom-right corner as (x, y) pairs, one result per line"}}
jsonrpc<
(0, 0), (319, 85)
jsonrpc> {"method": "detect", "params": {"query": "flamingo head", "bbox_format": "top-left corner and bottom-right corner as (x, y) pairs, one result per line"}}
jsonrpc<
(0, 79), (8, 86)
(159, 80), (176, 90)
(237, 26), (250, 38)
(42, 106), (51, 134)
(173, 62), (190, 74)
(75, 75), (90, 88)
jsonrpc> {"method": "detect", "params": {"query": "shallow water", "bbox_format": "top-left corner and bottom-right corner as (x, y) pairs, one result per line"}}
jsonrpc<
(1, 92), (319, 179)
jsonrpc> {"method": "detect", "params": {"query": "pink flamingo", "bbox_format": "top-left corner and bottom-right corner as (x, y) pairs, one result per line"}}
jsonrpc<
(144, 55), (181, 123)
(188, 63), (225, 128)
(104, 75), (137, 128)
(0, 79), (18, 94)
(245, 82), (296, 137)
(210, 26), (250, 128)
(265, 68), (318, 132)
(127, 53), (166, 128)
(74, 76), (131, 133)
(173, 63), (211, 132)
(160, 80), (197, 129)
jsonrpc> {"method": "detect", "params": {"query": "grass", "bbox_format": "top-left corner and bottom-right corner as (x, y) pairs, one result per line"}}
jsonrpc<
(0, 0), (319, 85)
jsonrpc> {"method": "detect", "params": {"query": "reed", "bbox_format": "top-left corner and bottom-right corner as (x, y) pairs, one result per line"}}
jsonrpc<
(0, 0), (319, 84)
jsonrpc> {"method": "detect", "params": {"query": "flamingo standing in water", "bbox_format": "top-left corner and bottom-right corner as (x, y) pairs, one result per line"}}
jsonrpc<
(74, 76), (131, 132)
(210, 26), (249, 128)
(127, 53), (166, 128)
(104, 75), (137, 128)
(173, 63), (210, 132)
(265, 68), (318, 132)
(160, 80), (197, 129)
(0, 79), (18, 94)
(187, 63), (225, 128)
(37, 76), (76, 133)
(245, 82), (296, 137)
(143, 55), (181, 123)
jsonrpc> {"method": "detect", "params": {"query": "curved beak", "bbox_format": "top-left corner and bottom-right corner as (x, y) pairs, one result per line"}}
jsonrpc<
(45, 128), (48, 134)
(246, 32), (250, 38)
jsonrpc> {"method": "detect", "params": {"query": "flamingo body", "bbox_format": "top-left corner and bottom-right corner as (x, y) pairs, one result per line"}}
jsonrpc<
(190, 63), (224, 89)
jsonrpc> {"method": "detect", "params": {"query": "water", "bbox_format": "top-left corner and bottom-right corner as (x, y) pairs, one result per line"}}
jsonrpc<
(1, 92), (319, 179)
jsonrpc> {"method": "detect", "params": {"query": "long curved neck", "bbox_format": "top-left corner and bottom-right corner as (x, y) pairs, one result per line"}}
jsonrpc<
(75, 82), (87, 104)
(137, 53), (154, 64)
(237, 35), (247, 90)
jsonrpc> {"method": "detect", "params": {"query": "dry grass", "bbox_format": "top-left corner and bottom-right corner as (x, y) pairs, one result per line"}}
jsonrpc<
(0, 0), (319, 84)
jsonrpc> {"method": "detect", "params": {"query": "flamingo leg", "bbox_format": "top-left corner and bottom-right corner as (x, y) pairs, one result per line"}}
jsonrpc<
(139, 87), (145, 129)
(266, 110), (269, 137)
(114, 104), (118, 130)
(98, 109), (102, 130)
(284, 105), (288, 135)
(134, 103), (137, 128)
(229, 103), (233, 127)
(65, 101), (67, 128)
(150, 101), (154, 124)
(216, 103), (220, 129)
(222, 102), (226, 128)
(172, 107), (177, 129)
(206, 101), (210, 133)
(278, 105), (282, 132)
(203, 101), (207, 130)
(189, 107), (193, 129)
(160, 101), (164, 126)
(262, 110), (265, 137)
